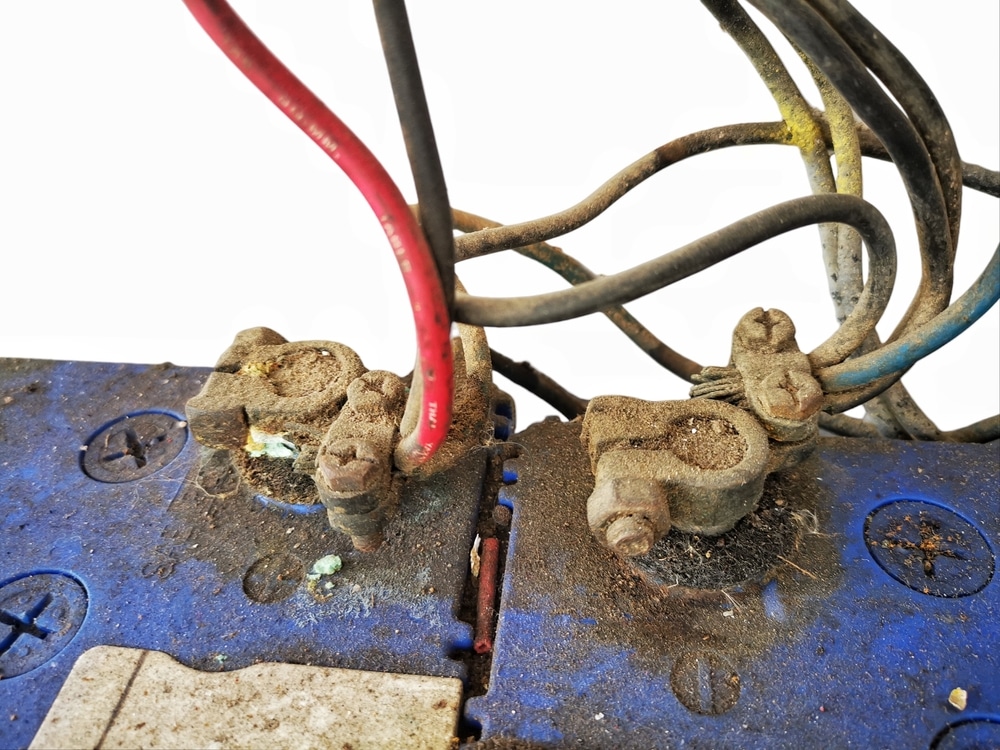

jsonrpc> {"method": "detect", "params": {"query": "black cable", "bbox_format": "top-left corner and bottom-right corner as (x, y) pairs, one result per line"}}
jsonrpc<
(454, 122), (793, 260)
(801, 8), (977, 434)
(746, 0), (964, 431)
(811, 110), (1000, 198)
(452, 208), (703, 381)
(489, 349), (589, 420)
(747, 0), (953, 343)
(372, 0), (456, 311)
(455, 194), (896, 339)
(818, 412), (883, 439)
(805, 0), (963, 254)
(803, 3), (964, 450)
(453, 114), (996, 266)
(821, 412), (1000, 444)
(943, 415), (1000, 444)
(960, 163), (1000, 198)
(450, 116), (992, 383)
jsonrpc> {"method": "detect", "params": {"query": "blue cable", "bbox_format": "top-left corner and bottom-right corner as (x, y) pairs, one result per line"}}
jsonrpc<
(819, 244), (999, 392)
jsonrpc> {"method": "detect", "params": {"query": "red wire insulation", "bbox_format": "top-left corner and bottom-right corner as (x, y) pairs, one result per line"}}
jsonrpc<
(181, 0), (453, 469)
(474, 536), (500, 654)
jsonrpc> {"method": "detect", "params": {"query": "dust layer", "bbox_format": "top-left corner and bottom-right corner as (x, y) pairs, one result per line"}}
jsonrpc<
(503, 419), (843, 672)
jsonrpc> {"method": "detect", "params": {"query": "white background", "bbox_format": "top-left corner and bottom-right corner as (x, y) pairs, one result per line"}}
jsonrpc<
(1, 2), (996, 430)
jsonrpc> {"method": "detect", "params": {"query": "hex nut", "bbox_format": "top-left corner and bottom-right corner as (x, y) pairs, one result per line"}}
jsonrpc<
(587, 475), (672, 552)
(605, 515), (657, 557)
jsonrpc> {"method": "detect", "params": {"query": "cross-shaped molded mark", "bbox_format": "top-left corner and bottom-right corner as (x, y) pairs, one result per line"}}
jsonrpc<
(99, 425), (165, 470)
(864, 499), (994, 598)
(82, 411), (189, 483)
(0, 572), (88, 677)
(0, 593), (54, 656)
(878, 515), (962, 578)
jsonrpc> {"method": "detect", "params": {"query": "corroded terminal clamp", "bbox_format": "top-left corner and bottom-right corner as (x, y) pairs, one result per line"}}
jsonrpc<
(186, 327), (365, 455)
(691, 307), (824, 472)
(185, 326), (504, 551)
(185, 327), (367, 506)
(581, 397), (770, 557)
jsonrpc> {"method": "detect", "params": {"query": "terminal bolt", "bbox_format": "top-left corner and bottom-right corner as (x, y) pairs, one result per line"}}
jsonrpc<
(691, 308), (822, 463)
(316, 440), (381, 496)
(605, 515), (659, 558)
(313, 370), (407, 552)
(587, 475), (672, 558)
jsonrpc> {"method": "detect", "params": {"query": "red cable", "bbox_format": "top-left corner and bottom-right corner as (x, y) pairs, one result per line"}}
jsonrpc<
(182, 0), (453, 469)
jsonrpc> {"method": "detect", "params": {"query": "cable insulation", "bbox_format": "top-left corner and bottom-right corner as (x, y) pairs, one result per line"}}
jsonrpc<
(454, 195), (897, 372)
(452, 208), (702, 380)
(818, 244), (999, 391)
(489, 349), (589, 420)
(454, 122), (793, 260)
(700, 0), (845, 335)
(748, 0), (954, 342)
(372, 0), (456, 311)
(181, 0), (453, 470)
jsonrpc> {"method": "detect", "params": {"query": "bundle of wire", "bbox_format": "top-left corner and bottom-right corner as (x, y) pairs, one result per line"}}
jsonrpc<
(449, 0), (998, 442)
(183, 0), (998, 449)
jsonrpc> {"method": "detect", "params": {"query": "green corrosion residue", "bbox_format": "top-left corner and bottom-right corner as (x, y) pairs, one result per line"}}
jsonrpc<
(305, 554), (343, 601)
(245, 426), (299, 459)
(307, 555), (343, 580)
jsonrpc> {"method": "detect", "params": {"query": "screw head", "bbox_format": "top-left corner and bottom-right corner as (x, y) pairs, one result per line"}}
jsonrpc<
(670, 651), (741, 715)
(605, 515), (656, 557)
(735, 307), (796, 352)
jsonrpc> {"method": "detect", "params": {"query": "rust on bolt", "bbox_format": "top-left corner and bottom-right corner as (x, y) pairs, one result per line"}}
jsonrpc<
(316, 440), (379, 494)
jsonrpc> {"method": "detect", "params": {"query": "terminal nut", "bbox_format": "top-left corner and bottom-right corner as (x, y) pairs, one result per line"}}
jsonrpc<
(587, 475), (672, 558)
(605, 515), (659, 558)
